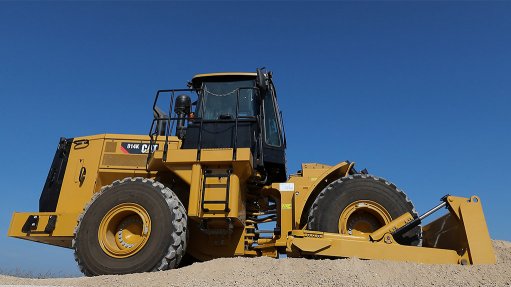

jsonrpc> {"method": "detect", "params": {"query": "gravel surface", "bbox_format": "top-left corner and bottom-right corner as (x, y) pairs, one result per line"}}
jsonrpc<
(1, 240), (510, 287)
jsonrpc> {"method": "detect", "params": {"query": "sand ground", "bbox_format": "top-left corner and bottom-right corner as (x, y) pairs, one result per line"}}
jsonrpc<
(1, 240), (510, 287)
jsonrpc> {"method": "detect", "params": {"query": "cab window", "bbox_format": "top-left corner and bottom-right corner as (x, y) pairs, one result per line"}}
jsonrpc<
(264, 94), (281, 146)
(198, 80), (255, 120)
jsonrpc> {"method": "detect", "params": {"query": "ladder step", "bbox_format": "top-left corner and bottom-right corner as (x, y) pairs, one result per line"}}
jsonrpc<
(255, 230), (274, 234)
(204, 200), (229, 204)
(201, 168), (232, 213)
(204, 173), (230, 178)
(203, 207), (230, 212)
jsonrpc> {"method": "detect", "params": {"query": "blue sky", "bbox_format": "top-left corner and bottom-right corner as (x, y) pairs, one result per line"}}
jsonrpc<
(0, 1), (510, 276)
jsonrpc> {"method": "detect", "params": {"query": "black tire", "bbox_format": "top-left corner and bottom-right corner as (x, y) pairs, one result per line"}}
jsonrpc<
(307, 174), (421, 246)
(73, 177), (187, 276)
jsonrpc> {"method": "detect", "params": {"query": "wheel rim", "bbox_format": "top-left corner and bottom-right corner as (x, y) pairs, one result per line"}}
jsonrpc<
(338, 200), (392, 238)
(98, 203), (151, 258)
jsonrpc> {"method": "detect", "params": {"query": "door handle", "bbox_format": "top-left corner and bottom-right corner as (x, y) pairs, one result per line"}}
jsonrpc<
(79, 166), (86, 185)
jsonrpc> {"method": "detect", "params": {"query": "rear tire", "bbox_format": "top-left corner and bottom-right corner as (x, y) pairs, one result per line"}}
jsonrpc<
(307, 174), (421, 246)
(73, 177), (187, 276)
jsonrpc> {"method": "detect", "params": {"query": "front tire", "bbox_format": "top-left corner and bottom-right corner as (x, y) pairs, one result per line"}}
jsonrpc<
(307, 174), (421, 245)
(73, 177), (187, 276)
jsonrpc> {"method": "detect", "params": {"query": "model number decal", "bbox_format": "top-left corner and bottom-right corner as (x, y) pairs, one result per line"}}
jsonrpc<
(279, 183), (295, 192)
(120, 142), (159, 154)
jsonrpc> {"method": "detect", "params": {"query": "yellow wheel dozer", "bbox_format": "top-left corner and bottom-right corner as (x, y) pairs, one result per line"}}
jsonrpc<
(8, 69), (495, 276)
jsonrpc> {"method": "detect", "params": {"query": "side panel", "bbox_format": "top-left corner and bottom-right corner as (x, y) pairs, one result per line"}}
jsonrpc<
(55, 134), (169, 215)
(55, 137), (105, 214)
(96, 136), (161, 192)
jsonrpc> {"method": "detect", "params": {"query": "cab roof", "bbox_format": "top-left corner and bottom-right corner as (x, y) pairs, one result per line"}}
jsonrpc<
(191, 72), (257, 88)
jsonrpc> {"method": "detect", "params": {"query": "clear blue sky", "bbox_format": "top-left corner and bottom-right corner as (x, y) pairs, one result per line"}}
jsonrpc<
(1, 1), (510, 276)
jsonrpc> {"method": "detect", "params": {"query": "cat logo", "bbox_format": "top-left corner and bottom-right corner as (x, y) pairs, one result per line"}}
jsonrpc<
(120, 142), (159, 154)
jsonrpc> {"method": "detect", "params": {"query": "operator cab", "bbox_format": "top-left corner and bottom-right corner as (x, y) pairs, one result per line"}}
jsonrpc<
(182, 73), (258, 152)
(193, 73), (257, 120)
(151, 69), (287, 184)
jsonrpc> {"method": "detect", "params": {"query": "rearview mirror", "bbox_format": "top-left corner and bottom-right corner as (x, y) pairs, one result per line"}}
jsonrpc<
(256, 68), (269, 94)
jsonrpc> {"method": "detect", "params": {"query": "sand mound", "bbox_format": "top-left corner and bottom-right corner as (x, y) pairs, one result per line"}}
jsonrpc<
(1, 240), (510, 287)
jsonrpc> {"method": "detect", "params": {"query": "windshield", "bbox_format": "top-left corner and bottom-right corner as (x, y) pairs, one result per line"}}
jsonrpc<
(198, 80), (256, 120)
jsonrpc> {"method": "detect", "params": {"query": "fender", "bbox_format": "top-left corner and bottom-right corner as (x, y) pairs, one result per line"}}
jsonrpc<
(287, 161), (355, 228)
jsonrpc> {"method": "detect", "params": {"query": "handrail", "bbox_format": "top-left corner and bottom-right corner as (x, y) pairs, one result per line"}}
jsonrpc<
(147, 86), (259, 166)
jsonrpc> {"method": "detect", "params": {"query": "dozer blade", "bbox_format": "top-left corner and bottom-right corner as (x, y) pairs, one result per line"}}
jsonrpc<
(421, 195), (495, 264)
(287, 195), (495, 265)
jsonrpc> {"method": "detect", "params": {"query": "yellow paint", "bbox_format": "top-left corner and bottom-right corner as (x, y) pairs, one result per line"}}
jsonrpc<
(193, 72), (257, 80)
(287, 196), (495, 265)
(7, 132), (496, 265)
(98, 203), (151, 259)
(338, 200), (392, 238)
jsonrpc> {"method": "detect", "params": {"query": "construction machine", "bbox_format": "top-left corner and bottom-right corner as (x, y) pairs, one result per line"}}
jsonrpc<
(8, 69), (495, 275)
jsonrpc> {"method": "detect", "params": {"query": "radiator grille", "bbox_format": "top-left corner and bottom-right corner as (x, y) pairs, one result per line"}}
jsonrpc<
(102, 154), (146, 168)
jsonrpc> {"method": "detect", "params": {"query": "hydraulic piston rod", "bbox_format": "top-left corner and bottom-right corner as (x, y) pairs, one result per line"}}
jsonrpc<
(392, 195), (449, 239)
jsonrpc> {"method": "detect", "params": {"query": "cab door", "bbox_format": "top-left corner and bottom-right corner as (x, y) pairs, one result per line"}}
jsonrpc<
(261, 86), (287, 183)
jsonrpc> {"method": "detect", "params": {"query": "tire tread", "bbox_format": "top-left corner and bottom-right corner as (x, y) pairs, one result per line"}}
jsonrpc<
(72, 177), (187, 276)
